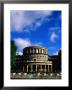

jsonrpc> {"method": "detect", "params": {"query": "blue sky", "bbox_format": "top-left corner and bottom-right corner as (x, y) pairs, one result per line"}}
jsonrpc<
(11, 10), (61, 55)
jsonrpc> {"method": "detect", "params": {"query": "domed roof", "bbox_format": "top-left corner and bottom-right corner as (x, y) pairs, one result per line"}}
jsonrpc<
(24, 46), (47, 49)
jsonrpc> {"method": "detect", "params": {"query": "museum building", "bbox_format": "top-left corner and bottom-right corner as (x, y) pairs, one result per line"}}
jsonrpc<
(16, 46), (52, 73)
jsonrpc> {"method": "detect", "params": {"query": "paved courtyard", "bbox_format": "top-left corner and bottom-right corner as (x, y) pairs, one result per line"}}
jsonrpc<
(11, 72), (61, 79)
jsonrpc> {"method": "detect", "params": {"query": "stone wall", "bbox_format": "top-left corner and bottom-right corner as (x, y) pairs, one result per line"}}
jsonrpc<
(23, 46), (48, 62)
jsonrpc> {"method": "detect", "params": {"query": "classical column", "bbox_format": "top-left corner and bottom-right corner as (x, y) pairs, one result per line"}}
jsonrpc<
(36, 48), (38, 53)
(51, 65), (52, 72)
(27, 65), (28, 72)
(48, 65), (49, 72)
(31, 65), (33, 72)
(45, 65), (46, 72)
(36, 65), (37, 72)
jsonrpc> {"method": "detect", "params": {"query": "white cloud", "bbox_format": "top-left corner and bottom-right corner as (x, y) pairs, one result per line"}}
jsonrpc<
(50, 32), (58, 42)
(14, 38), (31, 51)
(49, 27), (60, 31)
(11, 11), (53, 32)
(35, 22), (41, 27)
(53, 51), (58, 55)
(14, 38), (42, 54)
(16, 51), (23, 55)
(34, 42), (42, 46)
(11, 11), (24, 32)
(52, 47), (61, 55)
(34, 11), (52, 18)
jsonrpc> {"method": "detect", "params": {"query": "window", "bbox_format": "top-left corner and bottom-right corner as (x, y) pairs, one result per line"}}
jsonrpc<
(34, 59), (36, 61)
(33, 49), (35, 53)
(42, 49), (44, 53)
(39, 49), (41, 53)
(30, 49), (32, 53)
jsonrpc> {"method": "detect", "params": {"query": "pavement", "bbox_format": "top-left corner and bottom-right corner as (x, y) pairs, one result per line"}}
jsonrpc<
(11, 72), (61, 79)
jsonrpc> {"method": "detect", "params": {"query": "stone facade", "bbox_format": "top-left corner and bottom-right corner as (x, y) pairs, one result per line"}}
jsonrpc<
(16, 46), (52, 73)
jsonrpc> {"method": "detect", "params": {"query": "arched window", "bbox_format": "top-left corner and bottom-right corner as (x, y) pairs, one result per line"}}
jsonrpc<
(42, 49), (44, 54)
(30, 48), (32, 53)
(46, 49), (48, 54)
(39, 49), (41, 53)
(33, 48), (35, 53)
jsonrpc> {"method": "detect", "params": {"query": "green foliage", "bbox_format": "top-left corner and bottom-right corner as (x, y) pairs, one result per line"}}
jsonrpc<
(11, 40), (17, 71)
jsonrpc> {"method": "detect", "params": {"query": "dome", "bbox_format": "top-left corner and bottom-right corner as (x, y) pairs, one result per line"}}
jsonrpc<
(23, 46), (48, 55)
(24, 46), (47, 49)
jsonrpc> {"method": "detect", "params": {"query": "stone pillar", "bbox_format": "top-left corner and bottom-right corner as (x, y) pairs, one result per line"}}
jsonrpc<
(45, 65), (46, 72)
(36, 65), (37, 72)
(31, 65), (33, 72)
(36, 48), (38, 53)
(48, 65), (49, 72)
(51, 65), (52, 72)
(27, 65), (28, 72)
(39, 49), (41, 54)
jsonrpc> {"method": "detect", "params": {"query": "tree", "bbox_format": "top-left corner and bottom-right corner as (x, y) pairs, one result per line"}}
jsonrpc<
(58, 50), (61, 72)
(11, 40), (17, 72)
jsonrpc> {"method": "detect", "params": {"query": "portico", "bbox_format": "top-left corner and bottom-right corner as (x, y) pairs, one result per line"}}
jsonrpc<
(23, 62), (52, 73)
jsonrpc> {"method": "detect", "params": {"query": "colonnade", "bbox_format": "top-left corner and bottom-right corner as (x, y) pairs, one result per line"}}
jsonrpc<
(24, 48), (48, 54)
(23, 64), (52, 73)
